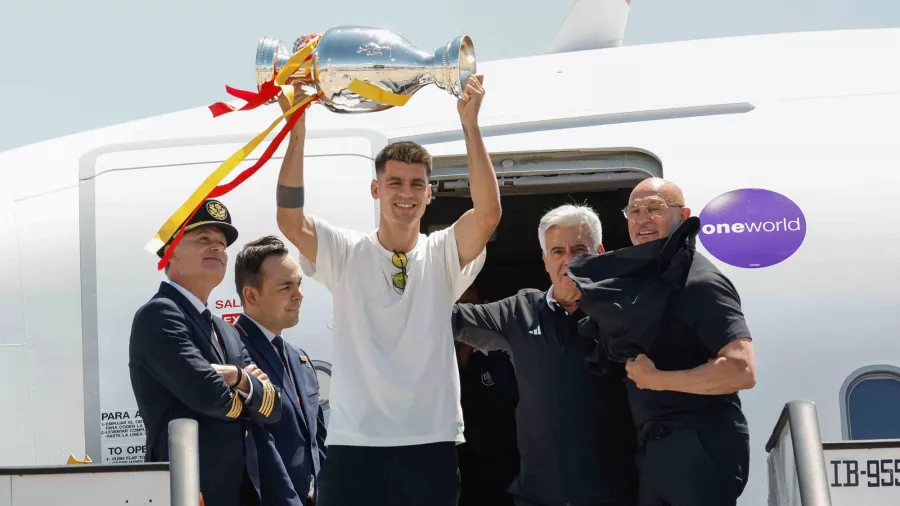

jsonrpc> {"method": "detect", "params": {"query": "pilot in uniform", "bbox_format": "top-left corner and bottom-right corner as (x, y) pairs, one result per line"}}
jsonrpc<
(129, 199), (283, 506)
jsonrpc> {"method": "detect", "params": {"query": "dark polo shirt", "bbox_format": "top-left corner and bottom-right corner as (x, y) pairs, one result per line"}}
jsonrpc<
(453, 288), (638, 506)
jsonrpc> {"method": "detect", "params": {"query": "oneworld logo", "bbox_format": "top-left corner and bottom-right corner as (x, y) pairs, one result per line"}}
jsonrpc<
(701, 218), (803, 236)
(698, 189), (806, 268)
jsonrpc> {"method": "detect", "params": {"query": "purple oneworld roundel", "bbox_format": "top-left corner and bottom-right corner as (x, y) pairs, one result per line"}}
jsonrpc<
(698, 188), (806, 268)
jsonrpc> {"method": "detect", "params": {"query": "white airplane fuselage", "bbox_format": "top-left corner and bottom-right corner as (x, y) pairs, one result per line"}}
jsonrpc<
(1, 27), (899, 506)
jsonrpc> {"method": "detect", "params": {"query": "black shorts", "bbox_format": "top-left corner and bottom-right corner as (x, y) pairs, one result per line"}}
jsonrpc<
(636, 426), (749, 506)
(316, 442), (460, 506)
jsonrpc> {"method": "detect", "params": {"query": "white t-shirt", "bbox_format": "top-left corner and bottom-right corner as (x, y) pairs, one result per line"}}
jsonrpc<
(298, 217), (486, 447)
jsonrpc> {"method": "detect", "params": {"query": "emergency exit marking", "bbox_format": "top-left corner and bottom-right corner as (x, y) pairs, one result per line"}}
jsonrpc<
(221, 312), (242, 324)
(101, 409), (147, 463)
(100, 410), (145, 439)
(831, 459), (900, 487)
(215, 298), (243, 309)
(103, 443), (146, 464)
(107, 445), (145, 455)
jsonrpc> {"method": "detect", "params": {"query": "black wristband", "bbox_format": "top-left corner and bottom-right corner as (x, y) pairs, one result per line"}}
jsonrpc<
(277, 185), (305, 208)
(232, 366), (243, 389)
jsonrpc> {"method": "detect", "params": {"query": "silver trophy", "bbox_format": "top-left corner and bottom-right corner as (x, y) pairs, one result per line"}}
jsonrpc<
(255, 26), (476, 113)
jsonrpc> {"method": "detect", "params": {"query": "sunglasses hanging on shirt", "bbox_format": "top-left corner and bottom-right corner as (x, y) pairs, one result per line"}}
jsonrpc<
(391, 251), (408, 294)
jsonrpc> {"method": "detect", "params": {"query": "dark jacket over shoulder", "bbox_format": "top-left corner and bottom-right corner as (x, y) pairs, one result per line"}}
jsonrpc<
(235, 315), (327, 506)
(129, 282), (282, 506)
(452, 289), (637, 506)
(567, 217), (700, 369)
(568, 218), (752, 436)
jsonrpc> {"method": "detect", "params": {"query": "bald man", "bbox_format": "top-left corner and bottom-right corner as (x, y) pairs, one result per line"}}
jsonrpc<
(568, 178), (756, 506)
(626, 178), (691, 245)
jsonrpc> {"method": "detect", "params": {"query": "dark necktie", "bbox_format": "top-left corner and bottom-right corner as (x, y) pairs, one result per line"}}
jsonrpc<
(272, 335), (289, 369)
(273, 335), (299, 398)
(201, 309), (226, 360)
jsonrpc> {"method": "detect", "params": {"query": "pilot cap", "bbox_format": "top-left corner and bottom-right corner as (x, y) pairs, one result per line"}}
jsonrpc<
(156, 199), (239, 258)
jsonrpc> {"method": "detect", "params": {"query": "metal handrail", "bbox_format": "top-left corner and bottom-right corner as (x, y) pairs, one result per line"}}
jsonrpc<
(168, 418), (201, 506)
(765, 400), (832, 506)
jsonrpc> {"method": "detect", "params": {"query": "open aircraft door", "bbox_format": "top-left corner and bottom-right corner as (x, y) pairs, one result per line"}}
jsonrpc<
(78, 130), (387, 463)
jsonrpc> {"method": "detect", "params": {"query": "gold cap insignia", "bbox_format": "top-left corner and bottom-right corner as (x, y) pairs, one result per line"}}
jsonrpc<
(207, 201), (228, 221)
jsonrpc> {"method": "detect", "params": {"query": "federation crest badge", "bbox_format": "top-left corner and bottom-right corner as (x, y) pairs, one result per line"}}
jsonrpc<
(480, 369), (495, 387)
(207, 201), (228, 221)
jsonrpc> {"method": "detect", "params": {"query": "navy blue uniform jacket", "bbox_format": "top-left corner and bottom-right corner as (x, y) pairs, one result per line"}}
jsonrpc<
(129, 282), (283, 506)
(235, 314), (327, 506)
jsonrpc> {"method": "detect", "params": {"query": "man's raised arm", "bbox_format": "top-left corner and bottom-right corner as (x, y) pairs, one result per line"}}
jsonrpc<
(276, 86), (319, 263)
(452, 75), (502, 268)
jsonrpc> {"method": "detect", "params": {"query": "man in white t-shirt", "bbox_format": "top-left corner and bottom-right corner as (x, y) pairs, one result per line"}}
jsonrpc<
(274, 75), (501, 506)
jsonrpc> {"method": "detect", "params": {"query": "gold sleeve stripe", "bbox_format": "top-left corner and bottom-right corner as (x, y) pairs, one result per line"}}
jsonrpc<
(226, 393), (242, 419)
(265, 382), (276, 417)
(258, 382), (267, 417)
(264, 382), (275, 418)
(259, 381), (275, 418)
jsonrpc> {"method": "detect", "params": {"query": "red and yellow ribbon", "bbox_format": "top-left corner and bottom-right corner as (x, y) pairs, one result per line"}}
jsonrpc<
(207, 35), (321, 118)
(147, 34), (419, 269)
(347, 79), (412, 107)
(150, 94), (315, 270)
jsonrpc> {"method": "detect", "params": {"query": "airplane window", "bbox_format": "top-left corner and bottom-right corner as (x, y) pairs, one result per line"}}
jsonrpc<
(844, 369), (900, 440)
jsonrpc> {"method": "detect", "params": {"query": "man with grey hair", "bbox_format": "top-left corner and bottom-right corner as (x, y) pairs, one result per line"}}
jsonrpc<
(536, 204), (605, 315)
(451, 203), (638, 506)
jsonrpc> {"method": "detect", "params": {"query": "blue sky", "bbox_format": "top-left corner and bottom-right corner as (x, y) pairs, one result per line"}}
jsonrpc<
(1, 0), (898, 151)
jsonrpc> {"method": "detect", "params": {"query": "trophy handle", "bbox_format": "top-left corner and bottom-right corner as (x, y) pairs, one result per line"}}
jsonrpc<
(433, 35), (476, 98)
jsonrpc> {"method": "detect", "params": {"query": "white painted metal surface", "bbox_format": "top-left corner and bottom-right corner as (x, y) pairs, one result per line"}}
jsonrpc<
(768, 424), (801, 506)
(1, 467), (169, 506)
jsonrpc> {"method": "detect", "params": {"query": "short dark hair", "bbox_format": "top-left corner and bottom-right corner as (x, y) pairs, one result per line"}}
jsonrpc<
(234, 235), (289, 303)
(374, 141), (432, 178)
